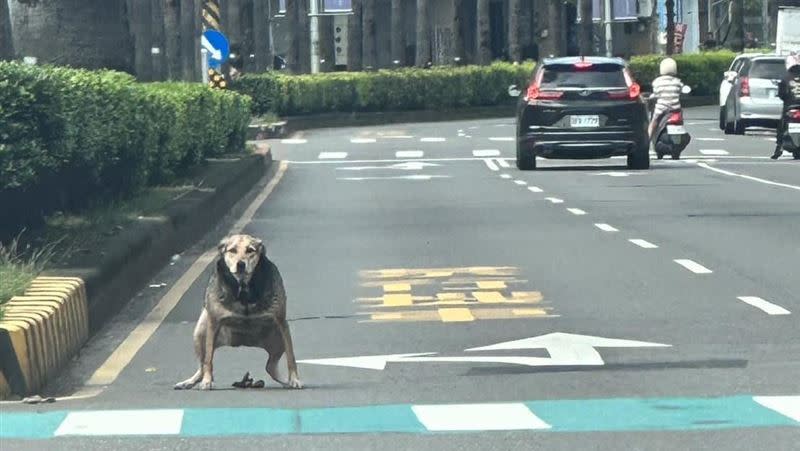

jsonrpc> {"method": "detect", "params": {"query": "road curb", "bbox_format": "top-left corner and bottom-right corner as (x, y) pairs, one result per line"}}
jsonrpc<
(0, 148), (274, 400)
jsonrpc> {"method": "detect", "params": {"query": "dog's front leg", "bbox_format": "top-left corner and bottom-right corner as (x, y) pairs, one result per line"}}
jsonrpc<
(175, 309), (208, 390)
(198, 316), (219, 390)
(277, 320), (303, 389)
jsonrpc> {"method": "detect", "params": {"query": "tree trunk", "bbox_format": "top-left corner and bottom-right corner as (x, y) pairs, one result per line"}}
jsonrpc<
(179, 0), (197, 80)
(1, 0), (14, 60)
(286, 0), (300, 72)
(162, 0), (181, 79)
(452, 0), (465, 65)
(362, 0), (377, 69)
(476, 0), (491, 65)
(151, 0), (166, 80)
(415, 0), (431, 67)
(128, 0), (154, 80)
(666, 0), (675, 54)
(729, 0), (745, 52)
(390, 0), (405, 66)
(253, 0), (271, 72)
(548, 0), (563, 57)
(296, 0), (310, 73)
(319, 15), (335, 72)
(348, 0), (363, 71)
(508, 0), (522, 62)
(579, 0), (593, 55)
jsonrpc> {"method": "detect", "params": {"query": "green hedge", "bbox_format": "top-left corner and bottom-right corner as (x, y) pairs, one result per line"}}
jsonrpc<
(235, 52), (737, 117)
(0, 62), (251, 237)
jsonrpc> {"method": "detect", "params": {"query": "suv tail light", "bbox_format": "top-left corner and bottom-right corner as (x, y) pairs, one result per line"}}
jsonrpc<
(608, 68), (641, 100)
(667, 111), (684, 125)
(739, 77), (750, 97)
(788, 109), (800, 122)
(526, 71), (563, 101)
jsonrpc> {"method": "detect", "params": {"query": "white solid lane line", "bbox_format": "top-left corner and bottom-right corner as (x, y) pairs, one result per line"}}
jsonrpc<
(318, 152), (348, 159)
(421, 137), (446, 142)
(500, 174), (512, 179)
(629, 239), (658, 249)
(594, 223), (619, 232)
(514, 180), (527, 185)
(497, 158), (511, 168)
(395, 150), (424, 158)
(697, 162), (800, 191)
(737, 296), (791, 315)
(473, 149), (501, 157)
(281, 138), (307, 144)
(699, 149), (730, 155)
(484, 159), (500, 171)
(566, 208), (586, 215)
(489, 137), (514, 142)
(412, 403), (551, 431)
(696, 137), (725, 141)
(674, 259), (713, 274)
(753, 396), (800, 422)
(383, 135), (414, 139)
(527, 186), (543, 193)
(545, 197), (564, 204)
(351, 138), (377, 144)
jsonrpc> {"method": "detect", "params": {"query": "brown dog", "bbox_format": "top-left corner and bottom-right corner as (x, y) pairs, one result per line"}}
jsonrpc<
(174, 234), (302, 390)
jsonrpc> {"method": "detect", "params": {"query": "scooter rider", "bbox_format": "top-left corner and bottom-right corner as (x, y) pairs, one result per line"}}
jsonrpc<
(772, 53), (800, 160)
(649, 58), (684, 139)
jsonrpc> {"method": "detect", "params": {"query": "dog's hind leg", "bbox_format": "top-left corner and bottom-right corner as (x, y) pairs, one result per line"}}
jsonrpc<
(276, 320), (303, 389)
(174, 309), (208, 390)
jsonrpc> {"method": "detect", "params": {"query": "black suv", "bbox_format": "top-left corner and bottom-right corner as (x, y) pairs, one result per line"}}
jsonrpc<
(514, 57), (650, 170)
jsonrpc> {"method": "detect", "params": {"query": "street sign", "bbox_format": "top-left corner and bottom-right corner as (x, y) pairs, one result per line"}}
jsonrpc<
(201, 29), (230, 69)
(299, 333), (671, 370)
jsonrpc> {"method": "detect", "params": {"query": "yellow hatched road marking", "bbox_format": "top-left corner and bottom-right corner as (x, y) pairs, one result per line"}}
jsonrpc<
(472, 308), (551, 320)
(383, 283), (411, 292)
(476, 280), (507, 289)
(438, 308), (475, 322)
(382, 294), (414, 306)
(472, 291), (507, 303)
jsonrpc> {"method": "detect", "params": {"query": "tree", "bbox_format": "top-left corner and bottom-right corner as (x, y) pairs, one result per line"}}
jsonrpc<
(508, 0), (522, 62)
(252, 0), (272, 72)
(579, 0), (593, 55)
(180, 0), (199, 81)
(363, 0), (377, 69)
(391, 0), (405, 66)
(729, 0), (745, 52)
(415, 0), (431, 67)
(666, 0), (675, 54)
(162, 0), (181, 79)
(1, 0), (13, 60)
(128, 0), (154, 80)
(476, 0), (491, 64)
(286, 0), (301, 72)
(452, 0), (465, 64)
(348, 0), (363, 70)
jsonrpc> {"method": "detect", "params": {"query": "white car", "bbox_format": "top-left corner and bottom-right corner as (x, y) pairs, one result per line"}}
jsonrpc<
(718, 54), (762, 130)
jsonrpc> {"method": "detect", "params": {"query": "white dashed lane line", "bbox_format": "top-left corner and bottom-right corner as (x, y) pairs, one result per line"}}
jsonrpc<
(382, 135), (414, 139)
(737, 296), (791, 315)
(545, 197), (564, 204)
(674, 259), (713, 274)
(489, 137), (514, 142)
(527, 186), (543, 193)
(395, 150), (424, 158)
(473, 149), (501, 157)
(566, 208), (586, 215)
(351, 138), (377, 144)
(514, 180), (527, 186)
(629, 239), (658, 249)
(497, 159), (510, 168)
(484, 159), (500, 171)
(696, 137), (725, 142)
(594, 223), (619, 232)
(421, 137), (446, 142)
(699, 149), (730, 156)
(500, 174), (512, 179)
(281, 138), (308, 144)
(318, 152), (348, 160)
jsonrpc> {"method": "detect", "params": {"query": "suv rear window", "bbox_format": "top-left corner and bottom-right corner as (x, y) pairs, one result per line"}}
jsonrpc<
(540, 64), (627, 89)
(749, 60), (785, 79)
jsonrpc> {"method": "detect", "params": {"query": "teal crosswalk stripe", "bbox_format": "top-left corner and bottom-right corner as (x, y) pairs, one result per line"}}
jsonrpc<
(1, 395), (797, 439)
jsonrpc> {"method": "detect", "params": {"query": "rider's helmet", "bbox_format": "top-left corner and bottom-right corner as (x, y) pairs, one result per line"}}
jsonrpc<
(786, 52), (800, 74)
(659, 58), (678, 76)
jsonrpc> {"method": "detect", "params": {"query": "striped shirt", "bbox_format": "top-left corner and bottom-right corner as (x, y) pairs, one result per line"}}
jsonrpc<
(652, 75), (683, 113)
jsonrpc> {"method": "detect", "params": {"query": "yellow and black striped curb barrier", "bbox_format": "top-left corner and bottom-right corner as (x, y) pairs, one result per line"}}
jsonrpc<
(0, 277), (88, 400)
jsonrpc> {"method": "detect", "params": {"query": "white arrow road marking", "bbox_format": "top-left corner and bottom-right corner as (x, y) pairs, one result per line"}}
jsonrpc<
(674, 259), (713, 274)
(484, 159), (500, 171)
(737, 296), (791, 315)
(473, 149), (501, 157)
(338, 175), (451, 181)
(201, 36), (222, 60)
(298, 353), (436, 370)
(496, 158), (510, 168)
(337, 162), (441, 171)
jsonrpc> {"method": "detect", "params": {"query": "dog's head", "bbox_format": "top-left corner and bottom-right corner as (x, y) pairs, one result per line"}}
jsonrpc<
(217, 234), (265, 288)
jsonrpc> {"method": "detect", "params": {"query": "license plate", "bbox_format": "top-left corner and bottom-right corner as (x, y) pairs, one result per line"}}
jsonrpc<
(667, 125), (687, 135)
(570, 115), (600, 128)
(789, 123), (800, 132)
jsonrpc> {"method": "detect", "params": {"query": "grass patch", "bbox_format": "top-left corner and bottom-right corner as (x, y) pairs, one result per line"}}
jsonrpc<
(251, 112), (281, 126)
(0, 238), (55, 318)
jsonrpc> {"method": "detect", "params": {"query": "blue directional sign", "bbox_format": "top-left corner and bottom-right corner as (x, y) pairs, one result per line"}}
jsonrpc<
(201, 30), (230, 69)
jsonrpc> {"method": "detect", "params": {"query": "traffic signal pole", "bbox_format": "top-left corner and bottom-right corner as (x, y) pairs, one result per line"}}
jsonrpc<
(310, 0), (321, 73)
(603, 0), (613, 57)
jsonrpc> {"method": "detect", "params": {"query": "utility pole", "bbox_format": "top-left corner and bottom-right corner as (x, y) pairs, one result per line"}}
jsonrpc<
(762, 0), (769, 45)
(603, 0), (613, 57)
(310, 0), (320, 73)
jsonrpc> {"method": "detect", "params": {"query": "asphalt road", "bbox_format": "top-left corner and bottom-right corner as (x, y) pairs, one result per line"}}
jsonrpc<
(2, 106), (799, 450)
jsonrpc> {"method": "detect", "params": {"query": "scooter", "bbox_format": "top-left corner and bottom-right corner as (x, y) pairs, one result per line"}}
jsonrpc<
(778, 107), (800, 159)
(644, 85), (693, 160)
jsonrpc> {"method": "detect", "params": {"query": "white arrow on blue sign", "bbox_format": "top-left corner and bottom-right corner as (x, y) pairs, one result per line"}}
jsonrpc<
(201, 30), (230, 69)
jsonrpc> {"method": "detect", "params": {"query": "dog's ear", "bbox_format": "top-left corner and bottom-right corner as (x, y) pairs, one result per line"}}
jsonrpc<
(217, 237), (230, 254)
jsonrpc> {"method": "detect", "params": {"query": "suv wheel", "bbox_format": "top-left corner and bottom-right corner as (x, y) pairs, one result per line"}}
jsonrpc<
(516, 141), (536, 170)
(719, 107), (726, 130)
(734, 119), (746, 135)
(627, 141), (650, 170)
